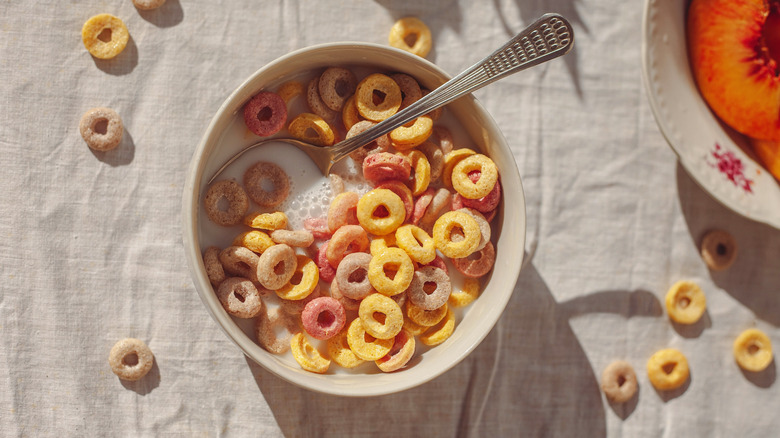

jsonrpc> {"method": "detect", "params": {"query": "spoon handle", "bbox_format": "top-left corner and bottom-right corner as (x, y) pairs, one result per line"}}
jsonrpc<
(329, 13), (574, 164)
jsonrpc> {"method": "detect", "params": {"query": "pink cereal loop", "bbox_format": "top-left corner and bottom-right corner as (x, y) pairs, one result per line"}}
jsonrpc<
(327, 192), (360, 232)
(363, 152), (412, 185)
(326, 225), (369, 268)
(346, 120), (391, 164)
(256, 306), (299, 354)
(301, 296), (346, 340)
(406, 266), (452, 310)
(316, 241), (337, 283)
(411, 188), (435, 225)
(216, 277), (264, 318)
(243, 91), (287, 137)
(452, 241), (496, 278)
(304, 216), (332, 239)
(335, 252), (375, 300)
(461, 176), (501, 213)
(376, 329), (416, 372)
(256, 244), (298, 290)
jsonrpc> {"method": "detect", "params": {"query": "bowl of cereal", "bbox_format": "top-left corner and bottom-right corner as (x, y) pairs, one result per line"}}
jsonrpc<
(182, 41), (526, 396)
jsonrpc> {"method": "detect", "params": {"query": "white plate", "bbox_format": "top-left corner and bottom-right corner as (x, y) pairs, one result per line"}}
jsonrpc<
(641, 0), (780, 228)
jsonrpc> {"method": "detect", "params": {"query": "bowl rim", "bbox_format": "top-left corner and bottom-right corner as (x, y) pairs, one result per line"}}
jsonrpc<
(182, 41), (526, 396)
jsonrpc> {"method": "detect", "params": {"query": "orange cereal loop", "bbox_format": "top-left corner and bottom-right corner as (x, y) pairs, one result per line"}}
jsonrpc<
(346, 318), (394, 361)
(432, 211), (481, 259)
(328, 192), (359, 232)
(419, 307), (455, 346)
(79, 107), (123, 151)
(243, 211), (289, 231)
(646, 348), (690, 391)
(370, 234), (397, 255)
(355, 73), (403, 122)
(395, 224), (435, 264)
(326, 326), (366, 368)
(288, 113), (335, 146)
(406, 300), (447, 327)
(275, 255), (319, 301)
(277, 80), (305, 103)
(108, 338), (154, 381)
(82, 14), (129, 60)
(449, 278), (480, 307)
(356, 189), (406, 236)
(400, 150), (431, 195)
(733, 328), (773, 372)
(664, 280), (707, 325)
(443, 148), (476, 187)
(290, 332), (331, 373)
(368, 247), (415, 296)
(389, 17), (432, 58)
(358, 293), (404, 340)
(203, 180), (249, 226)
(326, 224), (369, 268)
(451, 154), (499, 199)
(390, 115), (434, 150)
(232, 230), (274, 254)
(342, 95), (362, 131)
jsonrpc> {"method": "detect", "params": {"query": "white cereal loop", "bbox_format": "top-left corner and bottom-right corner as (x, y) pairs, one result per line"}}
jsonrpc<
(216, 277), (264, 318)
(108, 338), (154, 381)
(79, 107), (123, 151)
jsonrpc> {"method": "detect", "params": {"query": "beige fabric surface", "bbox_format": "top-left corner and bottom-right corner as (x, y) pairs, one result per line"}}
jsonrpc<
(1, 0), (779, 436)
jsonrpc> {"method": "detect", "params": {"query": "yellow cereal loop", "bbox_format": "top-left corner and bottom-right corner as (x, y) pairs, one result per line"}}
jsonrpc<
(346, 318), (393, 361)
(356, 189), (406, 236)
(342, 95), (362, 131)
(449, 278), (481, 307)
(451, 154), (498, 199)
(359, 293), (404, 340)
(288, 113), (335, 146)
(355, 74), (402, 122)
(277, 80), (304, 103)
(443, 148), (476, 187)
(275, 255), (319, 301)
(665, 280), (707, 325)
(419, 307), (455, 346)
(244, 211), (289, 230)
(395, 224), (435, 264)
(432, 211), (481, 259)
(232, 230), (274, 254)
(390, 116), (434, 150)
(370, 234), (397, 256)
(368, 247), (415, 296)
(406, 300), (447, 327)
(646, 348), (690, 391)
(290, 332), (331, 373)
(82, 14), (129, 60)
(388, 17), (433, 58)
(403, 315), (429, 336)
(733, 328), (773, 372)
(399, 150), (431, 195)
(326, 326), (366, 369)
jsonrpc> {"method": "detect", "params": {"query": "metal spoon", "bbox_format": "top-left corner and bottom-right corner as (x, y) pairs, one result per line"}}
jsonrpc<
(208, 13), (573, 184)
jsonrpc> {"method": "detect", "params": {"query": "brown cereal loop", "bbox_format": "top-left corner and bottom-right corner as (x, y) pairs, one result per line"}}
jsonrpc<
(271, 229), (314, 248)
(407, 266), (452, 310)
(256, 244), (298, 290)
(216, 277), (264, 318)
(219, 246), (260, 281)
(79, 107), (123, 151)
(133, 0), (166, 10)
(388, 17), (432, 57)
(600, 360), (638, 403)
(306, 77), (339, 123)
(390, 73), (422, 109)
(204, 180), (249, 226)
(335, 252), (375, 300)
(256, 307), (299, 354)
(318, 67), (358, 111)
(329, 274), (362, 311)
(108, 338), (154, 381)
(202, 246), (226, 288)
(243, 161), (290, 208)
(700, 229), (737, 271)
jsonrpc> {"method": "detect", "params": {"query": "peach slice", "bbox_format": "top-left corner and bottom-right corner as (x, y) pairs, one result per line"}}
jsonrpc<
(750, 137), (780, 180)
(688, 0), (780, 142)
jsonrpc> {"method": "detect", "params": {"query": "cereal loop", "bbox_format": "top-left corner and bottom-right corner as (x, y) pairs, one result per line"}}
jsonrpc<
(452, 154), (499, 199)
(329, 275), (362, 311)
(108, 338), (154, 381)
(458, 208), (491, 250)
(363, 152), (412, 184)
(407, 266), (452, 310)
(327, 326), (366, 368)
(390, 115), (434, 150)
(328, 192), (360, 232)
(346, 120), (391, 164)
(327, 225), (369, 268)
(217, 277), (264, 318)
(388, 17), (432, 58)
(460, 177), (502, 213)
(288, 113), (336, 147)
(232, 230), (274, 254)
(204, 180), (249, 226)
(256, 307), (299, 354)
(368, 247), (415, 296)
(419, 307), (456, 346)
(403, 314), (429, 336)
(202, 246), (226, 288)
(646, 348), (690, 391)
(82, 14), (129, 59)
(733, 328), (773, 372)
(356, 189), (406, 236)
(390, 73), (422, 109)
(256, 244), (297, 290)
(406, 300), (448, 327)
(318, 67), (358, 111)
(400, 150), (431, 195)
(432, 211), (481, 259)
(411, 188), (435, 225)
(277, 80), (305, 103)
(370, 234), (397, 256)
(243, 162), (291, 208)
(600, 361), (638, 403)
(376, 180), (414, 221)
(301, 296), (346, 340)
(700, 229), (737, 271)
(291, 332), (331, 373)
(346, 318), (394, 361)
(316, 241), (337, 283)
(419, 141), (444, 182)
(664, 280), (707, 325)
(219, 246), (260, 281)
(270, 229), (314, 248)
(395, 224), (436, 264)
(280, 285), (321, 315)
(335, 252), (375, 300)
(306, 77), (339, 123)
(376, 329), (416, 372)
(443, 148), (476, 188)
(304, 216), (332, 239)
(452, 241), (496, 279)
(449, 278), (480, 307)
(275, 255), (319, 300)
(342, 95), (362, 131)
(243, 91), (287, 137)
(418, 188), (452, 234)
(355, 74), (402, 122)
(79, 107), (123, 151)
(359, 293), (404, 340)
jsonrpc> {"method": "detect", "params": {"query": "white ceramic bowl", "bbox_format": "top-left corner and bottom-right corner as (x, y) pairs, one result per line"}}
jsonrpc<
(182, 42), (526, 396)
(642, 0), (780, 228)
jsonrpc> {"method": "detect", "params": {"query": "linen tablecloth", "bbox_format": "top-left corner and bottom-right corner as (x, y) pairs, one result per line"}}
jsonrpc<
(1, 0), (778, 436)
